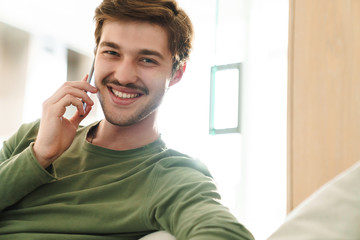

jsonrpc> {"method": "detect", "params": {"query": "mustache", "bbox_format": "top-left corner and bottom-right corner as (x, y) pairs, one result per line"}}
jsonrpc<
(101, 78), (149, 95)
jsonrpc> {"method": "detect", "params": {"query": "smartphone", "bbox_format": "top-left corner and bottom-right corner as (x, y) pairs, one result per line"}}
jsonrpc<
(83, 59), (95, 112)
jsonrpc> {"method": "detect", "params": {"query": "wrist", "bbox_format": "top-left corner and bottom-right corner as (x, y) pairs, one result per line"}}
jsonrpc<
(32, 143), (53, 169)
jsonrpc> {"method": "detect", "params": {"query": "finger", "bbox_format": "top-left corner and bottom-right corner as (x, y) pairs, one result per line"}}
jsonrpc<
(47, 95), (85, 118)
(70, 111), (83, 127)
(67, 81), (98, 93)
(74, 104), (92, 125)
(47, 83), (96, 106)
(82, 74), (89, 82)
(70, 96), (88, 117)
(56, 81), (97, 97)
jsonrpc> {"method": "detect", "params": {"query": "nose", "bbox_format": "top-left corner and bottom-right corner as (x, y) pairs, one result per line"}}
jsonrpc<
(113, 58), (138, 85)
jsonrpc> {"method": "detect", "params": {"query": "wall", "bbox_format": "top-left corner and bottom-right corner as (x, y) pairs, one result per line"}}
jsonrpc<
(240, 0), (288, 238)
(0, 23), (29, 139)
(288, 0), (360, 211)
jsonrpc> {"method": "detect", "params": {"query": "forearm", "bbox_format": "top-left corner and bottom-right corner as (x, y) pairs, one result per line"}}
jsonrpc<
(0, 143), (56, 211)
(180, 210), (254, 240)
(170, 197), (254, 240)
(147, 165), (254, 240)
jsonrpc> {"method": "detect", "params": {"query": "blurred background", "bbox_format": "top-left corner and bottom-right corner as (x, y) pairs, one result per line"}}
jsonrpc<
(0, 0), (288, 239)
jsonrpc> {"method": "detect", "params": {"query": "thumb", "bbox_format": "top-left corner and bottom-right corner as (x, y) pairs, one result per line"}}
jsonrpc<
(70, 105), (91, 127)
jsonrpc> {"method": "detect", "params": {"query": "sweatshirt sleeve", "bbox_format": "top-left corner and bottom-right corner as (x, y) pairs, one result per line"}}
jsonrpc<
(0, 121), (57, 212)
(145, 157), (254, 240)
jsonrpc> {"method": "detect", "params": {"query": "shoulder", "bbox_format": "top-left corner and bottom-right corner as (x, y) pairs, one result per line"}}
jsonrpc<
(146, 149), (218, 194)
(154, 148), (212, 178)
(144, 149), (221, 216)
(10, 119), (41, 143)
(1, 119), (41, 158)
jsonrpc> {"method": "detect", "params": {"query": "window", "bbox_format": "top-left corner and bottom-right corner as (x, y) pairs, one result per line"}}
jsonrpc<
(210, 62), (241, 134)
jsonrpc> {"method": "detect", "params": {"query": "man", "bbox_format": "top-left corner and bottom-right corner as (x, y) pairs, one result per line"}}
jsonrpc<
(0, 0), (254, 239)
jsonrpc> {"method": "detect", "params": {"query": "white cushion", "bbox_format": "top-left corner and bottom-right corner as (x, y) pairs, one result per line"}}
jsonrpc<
(268, 160), (360, 240)
(139, 231), (176, 240)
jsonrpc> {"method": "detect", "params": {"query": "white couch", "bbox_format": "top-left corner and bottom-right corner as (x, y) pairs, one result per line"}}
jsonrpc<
(268, 160), (360, 240)
(139, 231), (176, 240)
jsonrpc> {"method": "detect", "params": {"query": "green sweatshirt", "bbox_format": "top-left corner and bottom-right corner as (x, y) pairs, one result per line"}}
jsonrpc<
(0, 120), (254, 240)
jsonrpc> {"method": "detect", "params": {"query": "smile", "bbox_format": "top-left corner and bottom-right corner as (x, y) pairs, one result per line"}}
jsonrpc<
(111, 88), (140, 99)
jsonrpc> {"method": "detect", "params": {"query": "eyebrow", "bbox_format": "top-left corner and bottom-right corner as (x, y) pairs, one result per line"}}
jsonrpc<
(100, 41), (120, 50)
(139, 49), (165, 60)
(99, 41), (165, 60)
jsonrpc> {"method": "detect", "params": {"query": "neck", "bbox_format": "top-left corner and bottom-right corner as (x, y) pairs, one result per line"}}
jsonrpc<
(90, 114), (160, 151)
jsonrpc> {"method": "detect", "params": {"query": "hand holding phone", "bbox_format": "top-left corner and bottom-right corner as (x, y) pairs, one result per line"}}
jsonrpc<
(33, 71), (97, 168)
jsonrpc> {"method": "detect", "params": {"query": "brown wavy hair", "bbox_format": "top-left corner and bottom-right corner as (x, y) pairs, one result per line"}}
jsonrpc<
(94, 0), (194, 72)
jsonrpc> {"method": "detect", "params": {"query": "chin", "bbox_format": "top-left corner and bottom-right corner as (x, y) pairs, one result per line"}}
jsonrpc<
(103, 108), (156, 127)
(99, 93), (161, 128)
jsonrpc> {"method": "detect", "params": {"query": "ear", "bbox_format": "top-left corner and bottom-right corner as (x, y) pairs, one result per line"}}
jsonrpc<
(169, 63), (186, 87)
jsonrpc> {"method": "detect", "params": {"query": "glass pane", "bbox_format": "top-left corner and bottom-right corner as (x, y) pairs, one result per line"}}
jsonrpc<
(213, 68), (239, 129)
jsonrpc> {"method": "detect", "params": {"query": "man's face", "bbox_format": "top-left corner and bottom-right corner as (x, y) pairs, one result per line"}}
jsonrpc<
(94, 20), (180, 127)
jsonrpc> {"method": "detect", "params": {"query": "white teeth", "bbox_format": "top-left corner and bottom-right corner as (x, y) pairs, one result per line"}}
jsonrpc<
(112, 88), (139, 99)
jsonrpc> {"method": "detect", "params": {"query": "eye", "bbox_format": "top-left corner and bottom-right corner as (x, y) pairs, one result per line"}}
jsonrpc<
(140, 58), (158, 65)
(103, 50), (119, 56)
